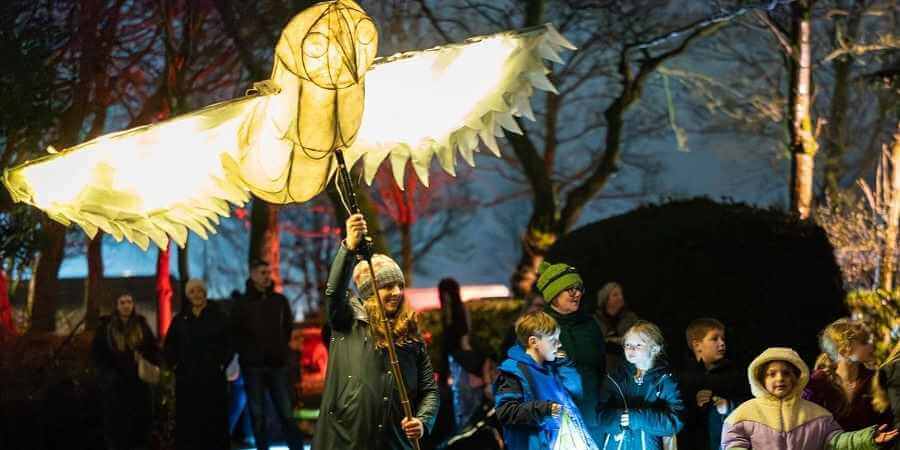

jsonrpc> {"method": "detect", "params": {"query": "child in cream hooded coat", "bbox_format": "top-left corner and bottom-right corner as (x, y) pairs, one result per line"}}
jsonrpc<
(721, 347), (896, 450)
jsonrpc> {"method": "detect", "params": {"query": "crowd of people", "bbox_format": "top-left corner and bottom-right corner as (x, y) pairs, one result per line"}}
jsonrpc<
(91, 261), (305, 450)
(89, 213), (900, 450)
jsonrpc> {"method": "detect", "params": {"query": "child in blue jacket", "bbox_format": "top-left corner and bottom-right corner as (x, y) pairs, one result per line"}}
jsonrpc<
(597, 321), (685, 450)
(494, 311), (598, 450)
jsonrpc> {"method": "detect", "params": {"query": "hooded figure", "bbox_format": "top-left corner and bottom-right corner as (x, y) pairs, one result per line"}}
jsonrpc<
(721, 347), (889, 450)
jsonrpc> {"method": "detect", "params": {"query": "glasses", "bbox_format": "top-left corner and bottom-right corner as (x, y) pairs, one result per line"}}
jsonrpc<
(565, 285), (584, 296)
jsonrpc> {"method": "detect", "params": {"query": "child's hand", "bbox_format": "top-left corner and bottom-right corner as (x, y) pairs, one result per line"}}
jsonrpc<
(620, 412), (630, 428)
(874, 424), (898, 445)
(713, 396), (729, 415)
(401, 417), (424, 440)
(696, 389), (713, 407)
(550, 403), (562, 419)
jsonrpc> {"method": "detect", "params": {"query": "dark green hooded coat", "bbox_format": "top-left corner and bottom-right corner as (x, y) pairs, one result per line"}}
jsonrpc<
(312, 245), (439, 450)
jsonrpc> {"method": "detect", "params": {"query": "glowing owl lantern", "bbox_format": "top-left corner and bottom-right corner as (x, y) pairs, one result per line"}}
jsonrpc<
(239, 0), (377, 203)
(2, 0), (575, 250)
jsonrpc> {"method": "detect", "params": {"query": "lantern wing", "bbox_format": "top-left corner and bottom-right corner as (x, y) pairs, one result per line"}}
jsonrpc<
(345, 24), (575, 188)
(2, 95), (266, 250)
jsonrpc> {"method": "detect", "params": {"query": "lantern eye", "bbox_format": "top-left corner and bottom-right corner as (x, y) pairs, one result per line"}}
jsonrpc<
(303, 32), (329, 58)
(356, 19), (376, 45)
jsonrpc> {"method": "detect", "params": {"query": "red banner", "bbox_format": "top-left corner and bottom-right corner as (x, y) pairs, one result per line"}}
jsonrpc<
(0, 270), (15, 336)
(156, 246), (173, 340)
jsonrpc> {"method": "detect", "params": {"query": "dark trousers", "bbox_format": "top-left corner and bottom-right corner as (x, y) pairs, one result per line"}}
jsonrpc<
(101, 373), (151, 450)
(244, 366), (303, 450)
(175, 375), (229, 450)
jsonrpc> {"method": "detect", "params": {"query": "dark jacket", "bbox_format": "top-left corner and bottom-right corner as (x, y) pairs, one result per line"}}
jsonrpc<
(164, 302), (232, 450)
(677, 357), (747, 450)
(232, 279), (294, 368)
(803, 367), (891, 432)
(545, 305), (606, 443)
(92, 314), (159, 380)
(91, 314), (159, 449)
(597, 361), (686, 450)
(312, 244), (440, 450)
(494, 344), (595, 450)
(878, 359), (900, 450)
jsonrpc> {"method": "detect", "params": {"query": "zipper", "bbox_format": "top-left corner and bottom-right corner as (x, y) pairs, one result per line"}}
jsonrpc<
(779, 398), (786, 447)
(607, 374), (628, 450)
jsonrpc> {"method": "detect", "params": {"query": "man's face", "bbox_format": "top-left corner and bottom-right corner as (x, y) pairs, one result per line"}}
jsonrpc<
(251, 264), (272, 290)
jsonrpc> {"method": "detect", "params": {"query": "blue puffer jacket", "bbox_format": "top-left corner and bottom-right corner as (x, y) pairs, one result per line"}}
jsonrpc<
(597, 361), (686, 450)
(494, 344), (597, 450)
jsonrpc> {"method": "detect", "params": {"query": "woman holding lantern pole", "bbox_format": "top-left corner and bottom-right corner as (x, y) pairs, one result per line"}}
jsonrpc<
(312, 213), (439, 450)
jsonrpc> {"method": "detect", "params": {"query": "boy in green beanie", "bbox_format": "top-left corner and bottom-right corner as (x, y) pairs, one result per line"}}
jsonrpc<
(538, 260), (606, 445)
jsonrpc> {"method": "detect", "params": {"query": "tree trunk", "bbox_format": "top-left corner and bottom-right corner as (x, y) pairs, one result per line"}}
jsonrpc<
(822, 1), (859, 199)
(249, 197), (282, 291)
(401, 221), (413, 286)
(156, 246), (173, 340)
(25, 254), (38, 329)
(29, 219), (66, 333)
(880, 124), (900, 291)
(177, 242), (189, 302)
(788, 0), (818, 219)
(84, 231), (103, 329)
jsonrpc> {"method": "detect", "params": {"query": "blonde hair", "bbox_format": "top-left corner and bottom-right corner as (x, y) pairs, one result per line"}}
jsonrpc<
(873, 341), (900, 413)
(515, 311), (559, 347)
(815, 318), (871, 373)
(814, 318), (872, 417)
(363, 296), (422, 350)
(624, 320), (666, 363)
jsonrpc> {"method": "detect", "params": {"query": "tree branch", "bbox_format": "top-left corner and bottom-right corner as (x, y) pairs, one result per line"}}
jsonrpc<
(755, 10), (793, 55)
(559, 19), (728, 231)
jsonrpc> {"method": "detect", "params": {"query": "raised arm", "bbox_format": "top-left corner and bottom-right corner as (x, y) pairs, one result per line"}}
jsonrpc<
(325, 214), (366, 331)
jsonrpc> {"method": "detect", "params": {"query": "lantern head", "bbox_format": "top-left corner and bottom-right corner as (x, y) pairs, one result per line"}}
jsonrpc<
(277, 0), (378, 89)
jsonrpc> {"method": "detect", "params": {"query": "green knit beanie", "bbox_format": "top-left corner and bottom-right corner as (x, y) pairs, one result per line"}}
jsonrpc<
(536, 261), (583, 303)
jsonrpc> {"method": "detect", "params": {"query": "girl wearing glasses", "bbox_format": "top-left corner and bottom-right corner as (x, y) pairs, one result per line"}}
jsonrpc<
(596, 321), (685, 450)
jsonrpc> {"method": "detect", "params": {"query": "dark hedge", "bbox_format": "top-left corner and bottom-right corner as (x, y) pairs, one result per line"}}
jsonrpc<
(546, 198), (846, 370)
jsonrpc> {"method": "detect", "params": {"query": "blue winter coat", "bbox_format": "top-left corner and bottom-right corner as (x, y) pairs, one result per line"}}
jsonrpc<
(597, 361), (686, 450)
(494, 344), (596, 450)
